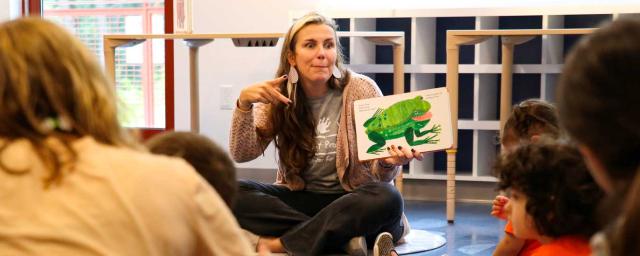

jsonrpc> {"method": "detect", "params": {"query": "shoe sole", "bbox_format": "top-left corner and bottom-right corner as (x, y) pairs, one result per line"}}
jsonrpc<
(373, 232), (395, 256)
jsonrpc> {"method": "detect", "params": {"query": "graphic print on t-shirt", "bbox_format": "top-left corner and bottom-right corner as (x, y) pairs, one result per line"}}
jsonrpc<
(303, 89), (344, 193)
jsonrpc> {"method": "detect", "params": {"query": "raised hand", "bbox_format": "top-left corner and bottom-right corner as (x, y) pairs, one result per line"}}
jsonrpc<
(237, 75), (291, 110)
(490, 195), (510, 220)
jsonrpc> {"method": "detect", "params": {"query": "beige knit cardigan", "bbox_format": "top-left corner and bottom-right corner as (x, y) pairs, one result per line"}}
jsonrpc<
(229, 72), (399, 191)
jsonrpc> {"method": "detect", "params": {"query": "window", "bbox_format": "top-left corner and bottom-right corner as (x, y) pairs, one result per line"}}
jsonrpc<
(32, 0), (174, 133)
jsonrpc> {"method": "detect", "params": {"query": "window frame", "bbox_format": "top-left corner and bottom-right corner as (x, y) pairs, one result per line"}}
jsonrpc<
(26, 0), (175, 139)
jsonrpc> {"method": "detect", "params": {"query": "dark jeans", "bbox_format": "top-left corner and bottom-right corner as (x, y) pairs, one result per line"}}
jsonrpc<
(233, 180), (404, 255)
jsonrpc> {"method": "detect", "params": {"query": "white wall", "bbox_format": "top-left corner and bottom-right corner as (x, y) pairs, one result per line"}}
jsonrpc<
(176, 0), (640, 170)
(0, 0), (10, 21)
(174, 0), (323, 169)
(0, 0), (21, 21)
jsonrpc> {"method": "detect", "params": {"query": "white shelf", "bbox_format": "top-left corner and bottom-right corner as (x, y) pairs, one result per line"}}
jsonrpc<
(334, 8), (640, 182)
(315, 4), (640, 19)
(458, 120), (499, 130)
(337, 31), (404, 37)
(348, 64), (564, 74)
(404, 173), (498, 182)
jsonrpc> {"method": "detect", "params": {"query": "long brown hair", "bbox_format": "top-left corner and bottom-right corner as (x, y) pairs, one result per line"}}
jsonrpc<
(259, 13), (351, 180)
(610, 168), (640, 255)
(0, 18), (137, 186)
(558, 17), (640, 185)
(558, 17), (640, 256)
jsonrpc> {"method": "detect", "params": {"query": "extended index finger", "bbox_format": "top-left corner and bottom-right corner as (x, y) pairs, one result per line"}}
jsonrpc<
(266, 75), (288, 87)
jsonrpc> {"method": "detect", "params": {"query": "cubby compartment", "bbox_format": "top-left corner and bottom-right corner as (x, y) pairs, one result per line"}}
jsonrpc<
(476, 74), (499, 121)
(327, 9), (640, 181)
(411, 73), (435, 91)
(372, 73), (412, 96)
(511, 74), (541, 104)
(375, 18), (412, 64)
(413, 17), (436, 65)
(434, 129), (473, 175)
(435, 74), (474, 120)
(497, 16), (543, 64)
(476, 130), (500, 178)
(563, 15), (613, 57)
(435, 17), (476, 64)
(350, 18), (376, 65)
(335, 18), (351, 64)
(542, 74), (558, 101)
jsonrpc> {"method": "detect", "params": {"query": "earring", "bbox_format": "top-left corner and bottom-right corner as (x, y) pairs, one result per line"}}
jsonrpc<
(287, 67), (298, 106)
(287, 80), (296, 108)
(288, 67), (299, 83)
(332, 65), (342, 79)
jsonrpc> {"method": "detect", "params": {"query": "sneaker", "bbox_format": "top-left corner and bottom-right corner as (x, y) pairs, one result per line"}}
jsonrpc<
(373, 232), (395, 256)
(344, 236), (367, 256)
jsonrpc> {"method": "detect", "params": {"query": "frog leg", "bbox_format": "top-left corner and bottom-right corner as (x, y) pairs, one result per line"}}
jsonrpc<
(418, 124), (442, 144)
(404, 127), (417, 145)
(367, 131), (387, 154)
(406, 125), (442, 146)
(416, 124), (441, 137)
(404, 127), (426, 145)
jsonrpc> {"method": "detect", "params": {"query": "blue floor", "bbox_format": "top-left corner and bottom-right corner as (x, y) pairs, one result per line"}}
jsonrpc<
(403, 200), (504, 256)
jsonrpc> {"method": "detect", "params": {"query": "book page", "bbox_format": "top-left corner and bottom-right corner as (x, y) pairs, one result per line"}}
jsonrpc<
(353, 87), (454, 161)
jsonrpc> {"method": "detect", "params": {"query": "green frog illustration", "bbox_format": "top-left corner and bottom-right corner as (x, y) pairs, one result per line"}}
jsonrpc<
(363, 96), (441, 154)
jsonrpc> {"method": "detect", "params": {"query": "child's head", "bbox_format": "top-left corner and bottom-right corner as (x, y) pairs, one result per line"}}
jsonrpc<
(558, 17), (640, 195)
(495, 142), (604, 241)
(501, 99), (560, 152)
(145, 131), (237, 207)
(0, 18), (138, 185)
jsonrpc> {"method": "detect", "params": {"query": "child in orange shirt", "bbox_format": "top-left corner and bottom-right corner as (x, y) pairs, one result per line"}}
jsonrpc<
(491, 99), (561, 256)
(495, 142), (604, 256)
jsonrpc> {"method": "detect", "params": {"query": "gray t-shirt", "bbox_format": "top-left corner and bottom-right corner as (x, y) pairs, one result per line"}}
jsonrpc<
(302, 88), (345, 193)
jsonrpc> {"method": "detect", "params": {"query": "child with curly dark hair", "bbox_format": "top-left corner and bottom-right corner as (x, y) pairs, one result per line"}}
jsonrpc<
(491, 99), (561, 256)
(495, 142), (604, 256)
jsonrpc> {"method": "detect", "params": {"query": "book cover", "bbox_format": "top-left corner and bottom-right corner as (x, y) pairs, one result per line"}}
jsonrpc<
(353, 87), (454, 161)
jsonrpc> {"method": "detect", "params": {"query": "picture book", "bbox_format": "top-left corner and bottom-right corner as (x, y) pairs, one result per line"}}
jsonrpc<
(353, 87), (454, 161)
